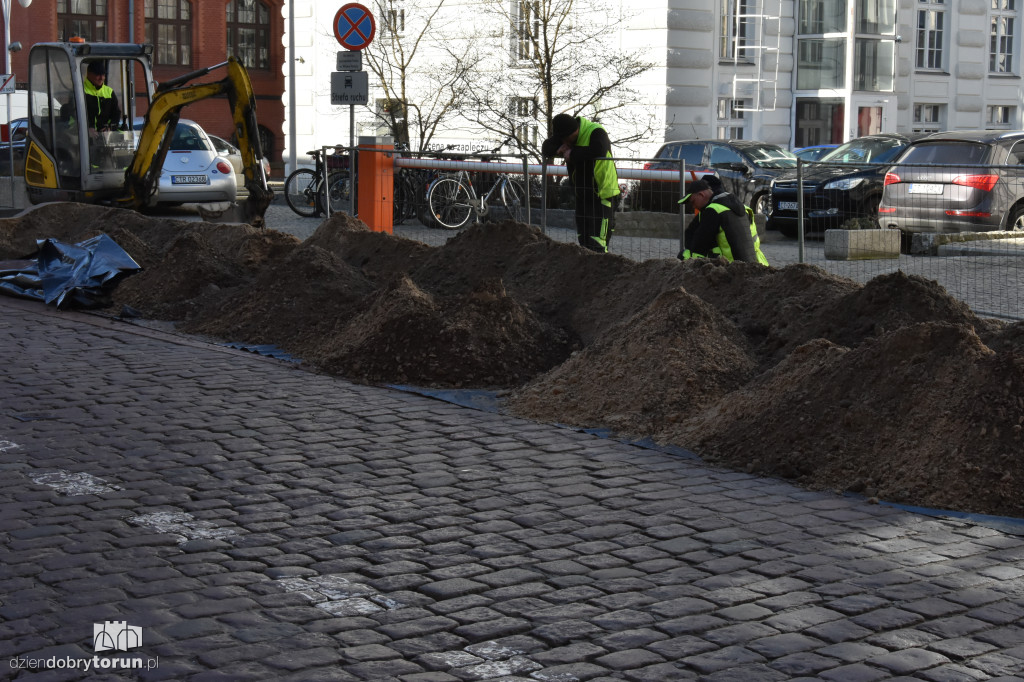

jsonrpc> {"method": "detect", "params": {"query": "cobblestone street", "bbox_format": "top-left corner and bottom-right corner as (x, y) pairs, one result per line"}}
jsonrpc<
(1, 295), (1023, 681)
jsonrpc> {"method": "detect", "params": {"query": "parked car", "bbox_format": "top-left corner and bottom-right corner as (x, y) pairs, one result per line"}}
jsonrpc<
(0, 117), (28, 175)
(208, 133), (272, 191)
(793, 144), (838, 162)
(132, 117), (236, 206)
(766, 133), (924, 238)
(879, 130), (1024, 235)
(634, 139), (797, 213)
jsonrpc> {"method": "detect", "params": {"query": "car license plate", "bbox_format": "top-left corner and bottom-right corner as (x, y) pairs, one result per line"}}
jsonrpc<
(908, 183), (943, 194)
(172, 175), (208, 185)
(779, 201), (798, 211)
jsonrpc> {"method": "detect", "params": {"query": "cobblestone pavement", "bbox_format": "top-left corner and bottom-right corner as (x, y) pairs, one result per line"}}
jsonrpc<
(2, 296), (1024, 682)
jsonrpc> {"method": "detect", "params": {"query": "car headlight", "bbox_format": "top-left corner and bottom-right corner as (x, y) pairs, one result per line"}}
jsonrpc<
(824, 177), (866, 191)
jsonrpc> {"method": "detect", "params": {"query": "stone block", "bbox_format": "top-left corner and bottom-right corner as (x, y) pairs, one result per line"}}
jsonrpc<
(824, 228), (900, 260)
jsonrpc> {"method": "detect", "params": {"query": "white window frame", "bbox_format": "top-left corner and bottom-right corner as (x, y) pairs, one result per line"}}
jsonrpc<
(912, 103), (944, 132)
(720, 0), (753, 63)
(990, 0), (1017, 74)
(916, 2), (945, 70)
(986, 104), (1016, 128)
(511, 0), (540, 62)
(716, 98), (747, 139)
(378, 0), (405, 36)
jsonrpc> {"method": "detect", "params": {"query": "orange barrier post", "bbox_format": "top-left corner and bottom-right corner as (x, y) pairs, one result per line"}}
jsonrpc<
(356, 136), (394, 233)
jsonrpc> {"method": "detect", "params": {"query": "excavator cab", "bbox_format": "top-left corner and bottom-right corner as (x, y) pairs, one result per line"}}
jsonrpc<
(25, 41), (155, 204)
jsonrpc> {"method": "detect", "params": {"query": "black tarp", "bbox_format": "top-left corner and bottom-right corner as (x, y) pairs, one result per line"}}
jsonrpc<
(0, 234), (141, 308)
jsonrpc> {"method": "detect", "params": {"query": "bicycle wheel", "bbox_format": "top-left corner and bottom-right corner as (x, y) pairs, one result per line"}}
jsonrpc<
(393, 172), (416, 225)
(427, 177), (473, 229)
(500, 177), (527, 223)
(284, 168), (320, 218)
(327, 171), (352, 214)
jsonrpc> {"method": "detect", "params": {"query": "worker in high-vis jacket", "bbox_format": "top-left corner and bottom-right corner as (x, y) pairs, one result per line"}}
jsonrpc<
(677, 175), (770, 266)
(542, 113), (620, 253)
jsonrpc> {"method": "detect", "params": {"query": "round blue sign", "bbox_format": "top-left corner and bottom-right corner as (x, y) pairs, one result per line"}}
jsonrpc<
(334, 3), (376, 51)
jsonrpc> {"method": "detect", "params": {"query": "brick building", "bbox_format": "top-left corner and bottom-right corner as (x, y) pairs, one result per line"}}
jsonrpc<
(5, 0), (285, 173)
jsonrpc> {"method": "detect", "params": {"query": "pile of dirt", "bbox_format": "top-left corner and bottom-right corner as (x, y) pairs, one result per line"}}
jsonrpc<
(1, 203), (1021, 517)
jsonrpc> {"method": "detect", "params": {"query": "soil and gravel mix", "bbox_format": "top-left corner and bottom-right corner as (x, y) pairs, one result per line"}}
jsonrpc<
(2, 203), (1021, 517)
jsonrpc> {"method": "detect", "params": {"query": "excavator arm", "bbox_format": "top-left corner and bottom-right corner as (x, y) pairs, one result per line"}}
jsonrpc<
(125, 57), (274, 226)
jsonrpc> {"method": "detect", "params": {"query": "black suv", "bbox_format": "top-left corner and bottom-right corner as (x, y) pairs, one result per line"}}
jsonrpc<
(766, 133), (924, 238)
(634, 139), (797, 213)
(879, 130), (1024, 234)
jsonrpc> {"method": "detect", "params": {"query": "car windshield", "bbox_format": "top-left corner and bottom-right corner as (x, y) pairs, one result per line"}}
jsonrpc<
(819, 138), (907, 164)
(898, 141), (991, 165)
(742, 145), (798, 169)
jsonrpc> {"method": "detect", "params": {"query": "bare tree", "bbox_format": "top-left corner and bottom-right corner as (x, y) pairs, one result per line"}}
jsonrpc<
(362, 0), (478, 151)
(465, 0), (657, 157)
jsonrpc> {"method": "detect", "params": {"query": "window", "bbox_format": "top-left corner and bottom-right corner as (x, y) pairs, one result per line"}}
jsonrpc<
(57, 0), (108, 42)
(797, 38), (846, 89)
(854, 39), (894, 90)
(912, 103), (944, 132)
(857, 0), (896, 34)
(511, 0), (540, 62)
(720, 0), (752, 62)
(145, 0), (192, 68)
(990, 0), (1016, 74)
(716, 98), (747, 139)
(916, 4), (945, 70)
(987, 104), (1016, 128)
(227, 0), (270, 70)
(510, 97), (537, 147)
(798, 0), (847, 35)
(379, 3), (405, 35)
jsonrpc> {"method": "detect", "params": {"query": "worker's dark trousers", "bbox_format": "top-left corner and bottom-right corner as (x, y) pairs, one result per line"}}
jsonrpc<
(576, 193), (616, 253)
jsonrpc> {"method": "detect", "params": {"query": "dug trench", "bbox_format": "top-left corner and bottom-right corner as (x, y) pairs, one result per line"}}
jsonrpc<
(3, 203), (1022, 518)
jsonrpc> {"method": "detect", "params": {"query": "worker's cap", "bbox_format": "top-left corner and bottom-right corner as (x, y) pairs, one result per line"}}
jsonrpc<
(87, 61), (108, 76)
(550, 113), (578, 140)
(678, 179), (712, 204)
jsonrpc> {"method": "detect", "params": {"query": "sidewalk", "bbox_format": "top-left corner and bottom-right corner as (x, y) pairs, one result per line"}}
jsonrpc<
(1, 295), (1023, 681)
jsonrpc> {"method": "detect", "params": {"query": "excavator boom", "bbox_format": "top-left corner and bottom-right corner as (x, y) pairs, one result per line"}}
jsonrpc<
(128, 58), (274, 226)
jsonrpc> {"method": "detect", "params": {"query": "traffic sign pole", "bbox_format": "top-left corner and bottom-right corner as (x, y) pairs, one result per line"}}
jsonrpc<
(333, 3), (376, 202)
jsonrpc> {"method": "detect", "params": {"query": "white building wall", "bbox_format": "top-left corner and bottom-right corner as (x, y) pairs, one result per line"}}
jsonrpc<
(281, 0), (1024, 171)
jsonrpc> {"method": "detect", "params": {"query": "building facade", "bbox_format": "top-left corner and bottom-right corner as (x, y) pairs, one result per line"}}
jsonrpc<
(5, 0), (286, 169)
(4, 1), (1024, 172)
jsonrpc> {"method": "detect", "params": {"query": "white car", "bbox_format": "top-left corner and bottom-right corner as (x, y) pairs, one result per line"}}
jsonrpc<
(208, 133), (272, 193)
(132, 117), (236, 206)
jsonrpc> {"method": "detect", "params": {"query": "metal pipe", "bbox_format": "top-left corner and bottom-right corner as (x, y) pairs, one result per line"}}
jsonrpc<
(288, 0), (296, 174)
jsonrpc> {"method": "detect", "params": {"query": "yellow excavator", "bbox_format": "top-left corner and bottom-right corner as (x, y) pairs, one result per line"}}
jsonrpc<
(23, 41), (273, 226)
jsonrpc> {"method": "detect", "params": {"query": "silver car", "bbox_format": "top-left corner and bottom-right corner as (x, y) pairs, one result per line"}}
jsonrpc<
(208, 133), (272, 192)
(879, 130), (1024, 234)
(133, 117), (236, 206)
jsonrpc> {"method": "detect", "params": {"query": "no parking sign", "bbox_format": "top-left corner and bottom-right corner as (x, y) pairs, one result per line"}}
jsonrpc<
(334, 3), (376, 51)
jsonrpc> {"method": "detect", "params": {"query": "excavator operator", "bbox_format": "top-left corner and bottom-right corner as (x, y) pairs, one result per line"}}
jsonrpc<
(83, 61), (122, 134)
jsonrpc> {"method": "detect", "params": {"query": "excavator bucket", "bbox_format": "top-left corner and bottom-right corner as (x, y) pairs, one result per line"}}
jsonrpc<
(199, 185), (275, 227)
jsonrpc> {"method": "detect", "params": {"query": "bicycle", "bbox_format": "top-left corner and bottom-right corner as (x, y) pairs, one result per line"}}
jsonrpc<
(283, 147), (352, 218)
(425, 152), (527, 230)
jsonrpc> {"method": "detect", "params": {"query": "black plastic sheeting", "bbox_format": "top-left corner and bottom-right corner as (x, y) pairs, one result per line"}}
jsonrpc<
(0, 234), (141, 308)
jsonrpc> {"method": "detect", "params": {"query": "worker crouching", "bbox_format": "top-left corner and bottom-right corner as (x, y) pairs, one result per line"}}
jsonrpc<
(677, 175), (769, 266)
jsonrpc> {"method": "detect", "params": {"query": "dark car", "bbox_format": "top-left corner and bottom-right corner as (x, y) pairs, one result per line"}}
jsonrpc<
(634, 139), (797, 213)
(0, 117), (28, 175)
(793, 144), (838, 162)
(879, 130), (1024, 234)
(766, 133), (924, 238)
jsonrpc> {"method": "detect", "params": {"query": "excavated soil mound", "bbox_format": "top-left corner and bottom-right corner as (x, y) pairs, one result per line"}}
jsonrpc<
(1, 203), (1022, 517)
(311, 275), (574, 388)
(510, 287), (757, 437)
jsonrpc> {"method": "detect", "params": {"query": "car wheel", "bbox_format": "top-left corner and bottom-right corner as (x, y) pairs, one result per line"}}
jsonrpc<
(1008, 205), (1024, 231)
(752, 193), (769, 216)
